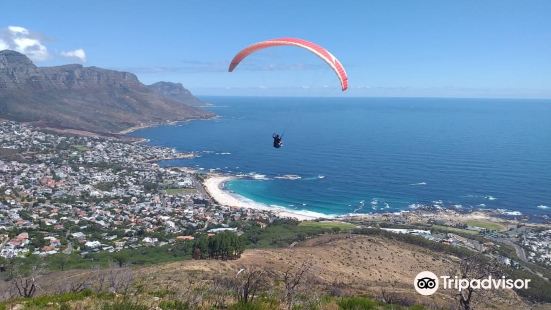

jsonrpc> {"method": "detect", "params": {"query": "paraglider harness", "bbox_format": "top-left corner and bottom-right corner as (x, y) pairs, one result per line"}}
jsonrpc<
(272, 133), (283, 148)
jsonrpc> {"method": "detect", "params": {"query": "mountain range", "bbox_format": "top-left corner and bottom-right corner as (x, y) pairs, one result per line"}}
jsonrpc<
(0, 50), (213, 134)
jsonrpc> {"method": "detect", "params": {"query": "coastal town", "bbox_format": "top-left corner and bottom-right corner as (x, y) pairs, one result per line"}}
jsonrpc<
(346, 208), (551, 268)
(522, 229), (551, 267)
(0, 120), (550, 273)
(0, 121), (276, 259)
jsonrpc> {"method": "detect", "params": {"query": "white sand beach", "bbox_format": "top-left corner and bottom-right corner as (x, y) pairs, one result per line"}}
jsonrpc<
(203, 175), (326, 221)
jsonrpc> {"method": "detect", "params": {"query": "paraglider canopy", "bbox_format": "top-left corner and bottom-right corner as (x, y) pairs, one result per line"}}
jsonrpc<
(228, 37), (348, 91)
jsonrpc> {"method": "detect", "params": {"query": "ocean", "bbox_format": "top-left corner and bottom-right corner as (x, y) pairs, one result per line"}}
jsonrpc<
(131, 96), (551, 219)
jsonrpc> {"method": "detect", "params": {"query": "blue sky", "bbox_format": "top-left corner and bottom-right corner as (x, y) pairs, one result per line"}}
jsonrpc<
(1, 0), (550, 98)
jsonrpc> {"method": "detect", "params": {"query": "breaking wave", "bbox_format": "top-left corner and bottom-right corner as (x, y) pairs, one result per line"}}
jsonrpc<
(274, 174), (302, 180)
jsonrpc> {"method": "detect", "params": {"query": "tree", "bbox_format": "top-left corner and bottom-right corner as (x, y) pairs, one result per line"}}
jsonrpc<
(451, 254), (502, 310)
(13, 276), (38, 298)
(282, 261), (312, 310)
(193, 232), (244, 260)
(10, 262), (45, 298)
(192, 247), (202, 260)
(232, 267), (270, 304)
(112, 252), (129, 268)
(0, 256), (7, 272)
(49, 254), (70, 271)
(192, 234), (209, 259)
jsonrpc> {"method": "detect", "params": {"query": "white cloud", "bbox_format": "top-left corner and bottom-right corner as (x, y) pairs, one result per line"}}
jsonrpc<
(1, 25), (86, 63)
(61, 48), (86, 62)
(7, 26), (29, 35)
(0, 25), (49, 61)
(13, 37), (42, 50)
(0, 39), (8, 50)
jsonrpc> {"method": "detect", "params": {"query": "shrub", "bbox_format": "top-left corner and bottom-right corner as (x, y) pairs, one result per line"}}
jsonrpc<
(25, 290), (93, 307)
(229, 300), (279, 310)
(102, 299), (148, 310)
(337, 296), (378, 310)
(159, 300), (190, 310)
(149, 289), (175, 298)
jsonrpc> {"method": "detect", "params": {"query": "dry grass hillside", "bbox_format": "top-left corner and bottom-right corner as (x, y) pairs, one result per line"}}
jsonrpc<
(137, 235), (530, 309)
(2, 234), (546, 309)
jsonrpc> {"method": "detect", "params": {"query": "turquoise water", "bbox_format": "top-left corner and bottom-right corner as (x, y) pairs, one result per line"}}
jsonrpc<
(132, 97), (551, 219)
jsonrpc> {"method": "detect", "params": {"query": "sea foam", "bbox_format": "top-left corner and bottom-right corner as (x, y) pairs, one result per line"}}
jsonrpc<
(274, 174), (302, 180)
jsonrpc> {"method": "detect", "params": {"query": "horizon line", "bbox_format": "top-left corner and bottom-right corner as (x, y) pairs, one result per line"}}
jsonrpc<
(194, 94), (551, 101)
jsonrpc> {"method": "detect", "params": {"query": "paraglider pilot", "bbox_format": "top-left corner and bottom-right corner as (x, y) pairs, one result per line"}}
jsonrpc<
(272, 133), (283, 148)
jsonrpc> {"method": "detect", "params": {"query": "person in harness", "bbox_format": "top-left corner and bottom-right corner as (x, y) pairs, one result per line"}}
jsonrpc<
(272, 133), (283, 148)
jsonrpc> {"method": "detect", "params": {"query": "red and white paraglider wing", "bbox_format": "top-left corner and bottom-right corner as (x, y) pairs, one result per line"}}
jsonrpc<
(228, 38), (348, 91)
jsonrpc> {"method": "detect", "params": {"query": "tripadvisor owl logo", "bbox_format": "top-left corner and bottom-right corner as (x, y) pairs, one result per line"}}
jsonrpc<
(414, 271), (439, 296)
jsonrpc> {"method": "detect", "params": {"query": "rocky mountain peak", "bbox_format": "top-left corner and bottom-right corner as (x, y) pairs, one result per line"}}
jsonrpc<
(147, 81), (203, 107)
(0, 50), (212, 133)
(149, 81), (192, 96)
(0, 50), (36, 69)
